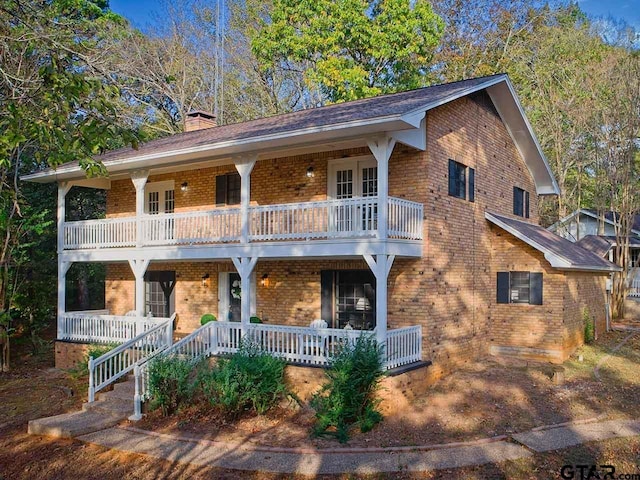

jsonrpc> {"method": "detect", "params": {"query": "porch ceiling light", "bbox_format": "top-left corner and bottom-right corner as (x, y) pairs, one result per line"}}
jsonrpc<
(201, 273), (210, 287)
(306, 166), (315, 178)
(181, 181), (189, 192)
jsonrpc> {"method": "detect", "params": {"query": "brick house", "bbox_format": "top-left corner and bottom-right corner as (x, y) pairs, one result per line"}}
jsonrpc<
(25, 74), (619, 385)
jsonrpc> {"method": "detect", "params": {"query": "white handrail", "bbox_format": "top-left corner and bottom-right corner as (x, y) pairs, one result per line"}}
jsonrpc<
(88, 314), (175, 402)
(385, 325), (422, 369)
(132, 320), (215, 420)
(62, 196), (424, 249)
(59, 313), (165, 344)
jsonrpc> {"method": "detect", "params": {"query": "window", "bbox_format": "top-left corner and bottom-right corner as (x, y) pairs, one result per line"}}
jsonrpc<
(448, 159), (475, 202)
(496, 271), (543, 305)
(513, 187), (530, 218)
(216, 173), (241, 205)
(320, 270), (376, 330)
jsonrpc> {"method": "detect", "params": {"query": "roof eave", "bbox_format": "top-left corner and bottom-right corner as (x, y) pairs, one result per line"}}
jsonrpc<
(22, 113), (417, 183)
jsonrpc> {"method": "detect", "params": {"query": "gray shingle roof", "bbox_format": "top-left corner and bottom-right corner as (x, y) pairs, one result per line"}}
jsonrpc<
(575, 235), (615, 258)
(27, 75), (504, 176)
(486, 212), (621, 272)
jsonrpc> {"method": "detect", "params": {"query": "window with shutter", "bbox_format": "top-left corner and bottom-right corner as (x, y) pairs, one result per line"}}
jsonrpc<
(496, 271), (543, 305)
(215, 173), (241, 206)
(513, 187), (529, 218)
(469, 167), (475, 203)
(448, 159), (470, 200)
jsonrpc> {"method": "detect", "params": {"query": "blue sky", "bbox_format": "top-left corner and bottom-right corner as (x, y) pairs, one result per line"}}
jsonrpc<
(110, 0), (640, 32)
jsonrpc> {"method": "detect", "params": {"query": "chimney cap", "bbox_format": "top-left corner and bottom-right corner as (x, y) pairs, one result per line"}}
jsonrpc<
(186, 110), (216, 120)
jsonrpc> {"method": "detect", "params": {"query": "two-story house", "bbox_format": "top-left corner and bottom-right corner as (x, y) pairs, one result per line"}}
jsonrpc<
(25, 74), (619, 386)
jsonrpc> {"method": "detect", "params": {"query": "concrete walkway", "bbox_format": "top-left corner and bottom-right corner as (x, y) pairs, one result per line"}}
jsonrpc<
(77, 418), (640, 475)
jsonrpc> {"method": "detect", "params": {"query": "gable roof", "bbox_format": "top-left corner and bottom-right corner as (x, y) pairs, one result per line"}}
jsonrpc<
(577, 234), (640, 258)
(23, 74), (559, 195)
(549, 209), (640, 237)
(486, 212), (621, 272)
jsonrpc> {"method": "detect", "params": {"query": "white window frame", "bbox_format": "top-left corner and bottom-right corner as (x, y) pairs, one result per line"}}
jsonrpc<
(144, 180), (175, 214)
(327, 155), (377, 199)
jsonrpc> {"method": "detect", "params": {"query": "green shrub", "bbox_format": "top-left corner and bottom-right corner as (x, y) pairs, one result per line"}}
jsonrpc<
(200, 313), (217, 325)
(311, 334), (384, 443)
(148, 356), (195, 416)
(584, 307), (595, 344)
(249, 316), (262, 324)
(199, 340), (287, 415)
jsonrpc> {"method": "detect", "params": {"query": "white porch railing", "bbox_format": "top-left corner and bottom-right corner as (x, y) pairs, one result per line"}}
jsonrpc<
(88, 314), (175, 402)
(61, 197), (423, 250)
(63, 216), (137, 249)
(131, 321), (422, 419)
(59, 312), (165, 344)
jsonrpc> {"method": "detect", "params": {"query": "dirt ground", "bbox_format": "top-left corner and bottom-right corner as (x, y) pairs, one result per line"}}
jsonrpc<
(0, 330), (639, 479)
(134, 330), (640, 449)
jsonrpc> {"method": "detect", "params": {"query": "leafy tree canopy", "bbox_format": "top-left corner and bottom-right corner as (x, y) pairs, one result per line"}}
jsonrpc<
(253, 0), (445, 103)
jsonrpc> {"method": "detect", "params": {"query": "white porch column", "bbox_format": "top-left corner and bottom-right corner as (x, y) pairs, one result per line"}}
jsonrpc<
(234, 155), (257, 244)
(367, 136), (396, 240)
(231, 257), (258, 334)
(128, 258), (151, 317)
(57, 261), (72, 339)
(57, 182), (72, 340)
(364, 254), (395, 347)
(131, 170), (149, 247)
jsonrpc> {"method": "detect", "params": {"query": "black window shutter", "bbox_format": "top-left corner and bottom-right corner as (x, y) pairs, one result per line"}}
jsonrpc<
(513, 187), (521, 216)
(525, 191), (530, 218)
(497, 272), (510, 304)
(215, 175), (227, 205)
(320, 271), (334, 325)
(530, 272), (543, 305)
(448, 160), (456, 196)
(468, 167), (475, 203)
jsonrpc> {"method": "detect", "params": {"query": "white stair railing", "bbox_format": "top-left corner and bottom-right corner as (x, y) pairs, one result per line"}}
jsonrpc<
(88, 314), (175, 403)
(132, 321), (216, 420)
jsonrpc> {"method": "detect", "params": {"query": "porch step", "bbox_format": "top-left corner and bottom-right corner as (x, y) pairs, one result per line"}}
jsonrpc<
(28, 376), (136, 439)
(27, 410), (122, 439)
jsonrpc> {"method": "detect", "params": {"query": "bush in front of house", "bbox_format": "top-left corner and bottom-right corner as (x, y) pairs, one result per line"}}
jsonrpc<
(148, 356), (195, 416)
(199, 340), (287, 416)
(311, 334), (384, 443)
(200, 313), (217, 325)
(583, 307), (595, 344)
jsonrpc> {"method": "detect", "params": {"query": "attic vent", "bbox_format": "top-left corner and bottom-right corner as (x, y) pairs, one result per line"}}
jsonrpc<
(184, 110), (217, 132)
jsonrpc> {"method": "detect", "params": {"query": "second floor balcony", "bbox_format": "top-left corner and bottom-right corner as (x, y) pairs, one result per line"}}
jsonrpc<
(62, 196), (423, 251)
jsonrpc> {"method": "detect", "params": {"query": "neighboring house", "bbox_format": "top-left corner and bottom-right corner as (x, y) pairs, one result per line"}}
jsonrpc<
(550, 209), (640, 296)
(24, 74), (619, 393)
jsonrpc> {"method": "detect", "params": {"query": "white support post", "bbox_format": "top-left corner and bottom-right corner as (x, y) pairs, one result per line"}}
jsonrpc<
(231, 257), (258, 334)
(57, 182), (71, 253)
(367, 136), (396, 240)
(128, 258), (151, 318)
(364, 254), (395, 349)
(131, 170), (149, 247)
(234, 155), (257, 244)
(57, 260), (72, 340)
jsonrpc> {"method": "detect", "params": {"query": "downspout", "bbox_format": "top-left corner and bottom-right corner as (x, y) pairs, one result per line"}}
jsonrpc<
(605, 272), (614, 332)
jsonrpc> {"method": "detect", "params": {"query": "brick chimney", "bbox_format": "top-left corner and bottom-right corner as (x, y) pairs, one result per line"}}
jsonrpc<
(184, 110), (217, 132)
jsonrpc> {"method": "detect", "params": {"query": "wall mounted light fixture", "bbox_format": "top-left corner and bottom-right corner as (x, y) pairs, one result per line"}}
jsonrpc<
(181, 181), (189, 192)
(261, 273), (270, 287)
(201, 273), (210, 287)
(306, 166), (315, 178)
